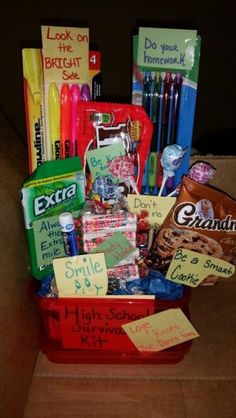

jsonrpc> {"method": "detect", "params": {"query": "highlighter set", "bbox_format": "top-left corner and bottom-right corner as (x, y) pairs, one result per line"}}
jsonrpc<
(22, 47), (101, 174)
(48, 82), (91, 160)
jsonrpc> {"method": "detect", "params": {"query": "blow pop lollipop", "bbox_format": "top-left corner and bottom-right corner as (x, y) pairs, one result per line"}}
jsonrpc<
(107, 155), (139, 194)
(167, 160), (216, 197)
(158, 144), (186, 196)
(188, 161), (216, 184)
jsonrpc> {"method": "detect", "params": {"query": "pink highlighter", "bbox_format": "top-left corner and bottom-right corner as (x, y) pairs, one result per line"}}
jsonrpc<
(70, 84), (80, 157)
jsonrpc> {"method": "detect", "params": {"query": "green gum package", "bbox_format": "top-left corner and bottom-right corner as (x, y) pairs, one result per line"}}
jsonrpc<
(20, 157), (85, 279)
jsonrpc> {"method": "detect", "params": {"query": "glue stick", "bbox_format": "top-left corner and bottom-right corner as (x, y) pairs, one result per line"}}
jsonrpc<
(59, 212), (79, 256)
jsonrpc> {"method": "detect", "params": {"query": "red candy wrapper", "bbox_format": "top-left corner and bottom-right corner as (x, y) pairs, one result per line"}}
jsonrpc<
(76, 101), (153, 192)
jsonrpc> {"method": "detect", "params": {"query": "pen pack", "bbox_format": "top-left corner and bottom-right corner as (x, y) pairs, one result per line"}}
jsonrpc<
(76, 101), (153, 201)
(132, 27), (201, 195)
(20, 157), (85, 279)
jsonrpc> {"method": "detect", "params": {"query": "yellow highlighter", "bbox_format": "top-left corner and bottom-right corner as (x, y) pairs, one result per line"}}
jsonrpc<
(22, 49), (47, 173)
(22, 49), (42, 105)
(48, 83), (60, 160)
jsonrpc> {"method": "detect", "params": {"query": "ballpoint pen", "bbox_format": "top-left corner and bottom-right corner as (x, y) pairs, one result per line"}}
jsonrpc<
(170, 73), (183, 145)
(147, 73), (161, 195)
(60, 83), (71, 158)
(70, 84), (80, 157)
(48, 83), (60, 160)
(157, 73), (172, 193)
(141, 72), (152, 194)
(166, 73), (183, 192)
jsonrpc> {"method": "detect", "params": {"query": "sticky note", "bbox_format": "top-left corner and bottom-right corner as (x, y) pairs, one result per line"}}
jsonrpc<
(122, 308), (199, 352)
(91, 231), (136, 268)
(127, 194), (175, 229)
(166, 248), (235, 287)
(53, 253), (108, 297)
(137, 27), (197, 70)
(41, 26), (89, 84)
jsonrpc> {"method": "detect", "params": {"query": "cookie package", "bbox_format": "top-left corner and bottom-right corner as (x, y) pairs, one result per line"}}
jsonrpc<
(149, 176), (236, 285)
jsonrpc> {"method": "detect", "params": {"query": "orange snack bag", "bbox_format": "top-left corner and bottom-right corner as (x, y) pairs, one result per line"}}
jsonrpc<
(150, 176), (236, 285)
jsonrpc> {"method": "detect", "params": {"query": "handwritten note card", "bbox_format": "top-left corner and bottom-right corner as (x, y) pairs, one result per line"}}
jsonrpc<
(86, 143), (126, 180)
(91, 231), (136, 268)
(53, 253), (108, 297)
(166, 249), (235, 287)
(127, 194), (175, 229)
(122, 308), (199, 352)
(137, 27), (197, 70)
(41, 25), (89, 83)
(34, 215), (65, 267)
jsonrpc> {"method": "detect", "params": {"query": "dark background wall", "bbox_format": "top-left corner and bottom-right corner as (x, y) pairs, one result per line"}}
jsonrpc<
(0, 0), (235, 153)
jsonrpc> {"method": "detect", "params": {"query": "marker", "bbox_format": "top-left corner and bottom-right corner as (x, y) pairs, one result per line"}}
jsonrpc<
(48, 83), (60, 160)
(70, 84), (80, 157)
(59, 212), (79, 256)
(80, 83), (92, 101)
(60, 83), (71, 158)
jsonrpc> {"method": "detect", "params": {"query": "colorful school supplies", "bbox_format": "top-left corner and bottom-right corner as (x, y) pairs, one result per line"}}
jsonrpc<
(22, 25), (102, 173)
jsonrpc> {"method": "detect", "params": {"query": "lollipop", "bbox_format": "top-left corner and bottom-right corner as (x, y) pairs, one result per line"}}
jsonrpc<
(158, 144), (186, 196)
(107, 155), (139, 194)
(92, 176), (119, 199)
(167, 160), (216, 197)
(188, 161), (216, 184)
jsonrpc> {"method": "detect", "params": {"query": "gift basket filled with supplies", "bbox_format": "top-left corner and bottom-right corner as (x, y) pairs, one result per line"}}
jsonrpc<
(20, 25), (236, 364)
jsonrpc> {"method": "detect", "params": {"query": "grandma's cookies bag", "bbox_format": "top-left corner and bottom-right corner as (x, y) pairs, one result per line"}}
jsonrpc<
(150, 176), (236, 285)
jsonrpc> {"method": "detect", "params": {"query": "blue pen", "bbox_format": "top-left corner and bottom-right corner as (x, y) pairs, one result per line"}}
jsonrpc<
(166, 73), (183, 192)
(141, 72), (152, 194)
(59, 212), (79, 256)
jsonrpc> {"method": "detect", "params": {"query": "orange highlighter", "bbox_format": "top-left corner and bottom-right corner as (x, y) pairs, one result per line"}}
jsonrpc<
(60, 83), (71, 158)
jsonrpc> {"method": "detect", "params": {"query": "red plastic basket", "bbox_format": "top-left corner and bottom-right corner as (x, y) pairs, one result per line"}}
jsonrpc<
(32, 283), (192, 364)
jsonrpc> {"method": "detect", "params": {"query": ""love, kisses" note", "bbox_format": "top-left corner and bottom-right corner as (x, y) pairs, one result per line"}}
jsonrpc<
(53, 253), (108, 297)
(122, 308), (199, 352)
(165, 248), (235, 287)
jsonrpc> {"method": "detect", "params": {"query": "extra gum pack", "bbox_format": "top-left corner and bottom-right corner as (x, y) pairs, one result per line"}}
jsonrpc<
(20, 157), (85, 279)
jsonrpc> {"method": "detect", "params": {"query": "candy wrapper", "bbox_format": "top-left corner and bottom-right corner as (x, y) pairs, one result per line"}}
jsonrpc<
(188, 161), (216, 184)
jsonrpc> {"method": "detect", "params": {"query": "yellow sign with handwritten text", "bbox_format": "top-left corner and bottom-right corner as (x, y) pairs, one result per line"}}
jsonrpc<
(41, 25), (89, 83)
(122, 308), (199, 352)
(127, 194), (175, 229)
(166, 249), (235, 287)
(53, 253), (108, 297)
